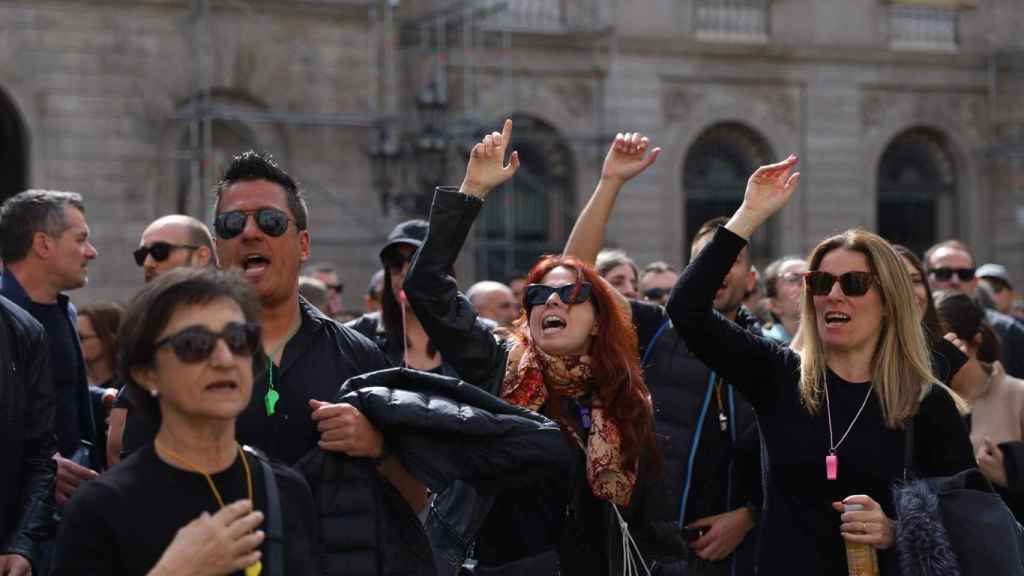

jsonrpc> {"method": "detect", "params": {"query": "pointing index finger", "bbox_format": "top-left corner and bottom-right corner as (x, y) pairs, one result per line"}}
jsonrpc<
(500, 118), (513, 149)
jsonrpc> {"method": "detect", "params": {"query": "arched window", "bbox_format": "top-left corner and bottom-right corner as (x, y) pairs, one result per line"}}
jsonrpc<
(176, 118), (259, 218)
(475, 116), (574, 282)
(877, 128), (957, 257)
(0, 88), (28, 203)
(683, 123), (775, 263)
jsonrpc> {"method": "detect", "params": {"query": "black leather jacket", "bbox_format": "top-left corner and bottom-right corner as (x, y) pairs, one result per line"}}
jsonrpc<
(405, 187), (687, 575)
(0, 296), (57, 567)
(294, 367), (569, 575)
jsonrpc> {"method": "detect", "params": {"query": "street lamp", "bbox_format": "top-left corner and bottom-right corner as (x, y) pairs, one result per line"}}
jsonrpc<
(367, 82), (449, 216)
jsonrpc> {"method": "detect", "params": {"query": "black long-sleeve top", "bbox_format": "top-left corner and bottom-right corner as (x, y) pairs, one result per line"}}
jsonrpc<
(666, 226), (976, 575)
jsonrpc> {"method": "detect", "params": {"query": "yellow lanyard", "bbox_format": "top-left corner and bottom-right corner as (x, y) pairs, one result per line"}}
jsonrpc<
(156, 442), (262, 576)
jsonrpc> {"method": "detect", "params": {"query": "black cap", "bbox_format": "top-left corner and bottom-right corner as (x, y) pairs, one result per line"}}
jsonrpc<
(379, 219), (429, 263)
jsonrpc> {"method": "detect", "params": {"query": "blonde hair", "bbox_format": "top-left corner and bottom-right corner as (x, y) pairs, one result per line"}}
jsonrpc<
(799, 229), (963, 429)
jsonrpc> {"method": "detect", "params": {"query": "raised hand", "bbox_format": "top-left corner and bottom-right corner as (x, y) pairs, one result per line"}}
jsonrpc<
(726, 155), (801, 240)
(460, 118), (520, 200)
(600, 132), (661, 184)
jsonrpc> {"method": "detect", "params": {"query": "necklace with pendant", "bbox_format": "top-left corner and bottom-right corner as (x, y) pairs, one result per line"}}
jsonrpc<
(823, 379), (875, 481)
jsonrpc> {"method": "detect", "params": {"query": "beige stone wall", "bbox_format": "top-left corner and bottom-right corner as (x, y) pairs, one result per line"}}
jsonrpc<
(3, 0), (1024, 308)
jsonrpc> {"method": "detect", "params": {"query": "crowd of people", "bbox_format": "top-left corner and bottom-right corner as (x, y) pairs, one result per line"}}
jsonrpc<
(2, 119), (1024, 576)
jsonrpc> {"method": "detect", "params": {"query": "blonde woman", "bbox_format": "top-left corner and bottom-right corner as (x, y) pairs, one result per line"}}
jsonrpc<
(666, 156), (975, 574)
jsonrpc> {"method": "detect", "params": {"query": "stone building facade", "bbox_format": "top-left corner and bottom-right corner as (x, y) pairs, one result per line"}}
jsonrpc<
(2, 0), (1023, 308)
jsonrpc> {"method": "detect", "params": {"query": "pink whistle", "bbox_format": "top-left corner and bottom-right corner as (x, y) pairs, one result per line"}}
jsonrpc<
(826, 453), (838, 481)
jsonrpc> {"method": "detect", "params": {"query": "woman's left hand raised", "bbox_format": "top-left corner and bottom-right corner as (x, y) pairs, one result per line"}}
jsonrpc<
(600, 132), (660, 185)
(460, 118), (520, 200)
(834, 495), (896, 550)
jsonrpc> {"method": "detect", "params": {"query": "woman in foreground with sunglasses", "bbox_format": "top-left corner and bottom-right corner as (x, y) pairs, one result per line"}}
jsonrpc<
(52, 268), (318, 575)
(404, 120), (661, 575)
(667, 155), (975, 574)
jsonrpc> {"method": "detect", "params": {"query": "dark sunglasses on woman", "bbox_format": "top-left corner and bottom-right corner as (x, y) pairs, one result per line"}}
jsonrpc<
(524, 282), (593, 313)
(804, 271), (876, 297)
(929, 267), (975, 282)
(214, 208), (295, 240)
(133, 242), (199, 267)
(382, 250), (415, 272)
(154, 322), (262, 363)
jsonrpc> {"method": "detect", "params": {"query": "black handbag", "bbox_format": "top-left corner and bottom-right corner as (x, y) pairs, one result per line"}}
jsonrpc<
(894, 420), (1024, 576)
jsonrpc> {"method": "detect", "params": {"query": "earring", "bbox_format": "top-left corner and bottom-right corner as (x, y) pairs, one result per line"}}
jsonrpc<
(149, 388), (159, 398)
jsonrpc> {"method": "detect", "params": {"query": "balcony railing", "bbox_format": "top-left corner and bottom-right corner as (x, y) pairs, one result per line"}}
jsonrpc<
(889, 5), (958, 51)
(477, 0), (608, 34)
(695, 0), (770, 43)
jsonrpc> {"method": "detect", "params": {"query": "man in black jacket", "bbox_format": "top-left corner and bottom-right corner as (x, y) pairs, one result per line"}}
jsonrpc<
(0, 190), (99, 508)
(124, 152), (394, 471)
(0, 295), (57, 576)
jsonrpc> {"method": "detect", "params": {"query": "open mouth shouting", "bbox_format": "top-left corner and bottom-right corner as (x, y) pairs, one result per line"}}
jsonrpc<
(824, 311), (851, 327)
(241, 253), (270, 279)
(542, 314), (568, 335)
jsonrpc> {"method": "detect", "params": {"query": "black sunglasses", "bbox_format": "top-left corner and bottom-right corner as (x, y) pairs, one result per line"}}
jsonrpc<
(643, 287), (670, 301)
(382, 250), (415, 272)
(929, 267), (975, 282)
(214, 208), (295, 240)
(133, 242), (199, 267)
(154, 322), (261, 364)
(804, 271), (877, 297)
(524, 283), (593, 313)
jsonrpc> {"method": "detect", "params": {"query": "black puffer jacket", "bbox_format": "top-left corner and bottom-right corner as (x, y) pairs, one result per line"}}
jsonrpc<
(405, 187), (684, 575)
(632, 301), (763, 574)
(0, 296), (57, 567)
(294, 367), (570, 575)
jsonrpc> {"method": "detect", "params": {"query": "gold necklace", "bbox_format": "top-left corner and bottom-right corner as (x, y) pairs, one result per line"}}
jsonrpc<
(156, 441), (262, 576)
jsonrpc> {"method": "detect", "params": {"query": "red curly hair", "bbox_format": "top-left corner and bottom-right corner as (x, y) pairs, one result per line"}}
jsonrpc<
(514, 255), (658, 471)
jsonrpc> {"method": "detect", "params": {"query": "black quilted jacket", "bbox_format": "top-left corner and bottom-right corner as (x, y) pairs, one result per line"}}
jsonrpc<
(294, 367), (570, 575)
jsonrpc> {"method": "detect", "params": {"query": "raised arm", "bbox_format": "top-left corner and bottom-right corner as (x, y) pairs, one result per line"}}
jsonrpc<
(404, 120), (520, 391)
(666, 156), (801, 408)
(563, 133), (660, 317)
(563, 133), (660, 266)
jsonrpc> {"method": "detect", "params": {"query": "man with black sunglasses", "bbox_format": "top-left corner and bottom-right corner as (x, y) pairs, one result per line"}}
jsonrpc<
(204, 151), (432, 520)
(926, 239), (1024, 378)
(135, 215), (216, 283)
(112, 215), (220, 464)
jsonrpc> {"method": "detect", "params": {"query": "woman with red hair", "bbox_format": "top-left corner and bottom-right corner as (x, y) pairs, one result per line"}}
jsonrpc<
(404, 120), (665, 575)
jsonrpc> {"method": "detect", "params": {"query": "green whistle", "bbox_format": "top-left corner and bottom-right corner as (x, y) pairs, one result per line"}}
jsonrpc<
(264, 388), (280, 415)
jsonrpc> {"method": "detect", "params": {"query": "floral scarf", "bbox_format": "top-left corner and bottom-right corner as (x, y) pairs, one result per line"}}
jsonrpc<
(502, 340), (636, 506)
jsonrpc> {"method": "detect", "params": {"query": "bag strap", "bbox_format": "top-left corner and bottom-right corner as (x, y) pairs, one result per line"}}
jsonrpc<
(903, 418), (915, 481)
(641, 318), (671, 367)
(247, 447), (285, 576)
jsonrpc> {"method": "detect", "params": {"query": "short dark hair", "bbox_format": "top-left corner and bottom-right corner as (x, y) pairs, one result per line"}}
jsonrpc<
(0, 190), (85, 263)
(923, 239), (974, 270)
(213, 151), (308, 231)
(118, 267), (262, 422)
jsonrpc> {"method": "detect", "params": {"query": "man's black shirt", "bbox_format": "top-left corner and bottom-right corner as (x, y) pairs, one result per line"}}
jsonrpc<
(25, 301), (83, 457)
